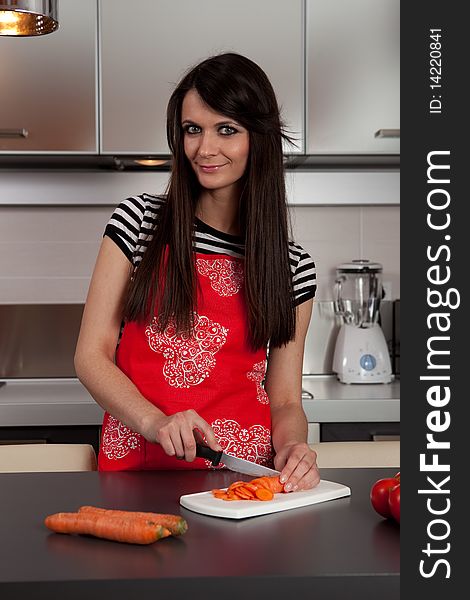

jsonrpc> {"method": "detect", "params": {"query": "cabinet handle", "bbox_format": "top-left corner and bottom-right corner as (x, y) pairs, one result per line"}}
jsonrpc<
(0, 128), (29, 139)
(374, 129), (400, 138)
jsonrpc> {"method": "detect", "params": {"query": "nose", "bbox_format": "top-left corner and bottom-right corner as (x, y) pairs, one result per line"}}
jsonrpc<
(197, 131), (218, 158)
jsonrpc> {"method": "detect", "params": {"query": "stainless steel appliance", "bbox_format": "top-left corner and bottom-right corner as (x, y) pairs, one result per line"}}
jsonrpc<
(332, 260), (392, 384)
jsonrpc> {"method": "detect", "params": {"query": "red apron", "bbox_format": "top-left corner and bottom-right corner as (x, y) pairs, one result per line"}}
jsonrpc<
(98, 253), (273, 471)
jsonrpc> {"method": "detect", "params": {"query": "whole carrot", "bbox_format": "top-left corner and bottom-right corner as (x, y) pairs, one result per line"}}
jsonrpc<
(78, 506), (188, 536)
(45, 512), (171, 545)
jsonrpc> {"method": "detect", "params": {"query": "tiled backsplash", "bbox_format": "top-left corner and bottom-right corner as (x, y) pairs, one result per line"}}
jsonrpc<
(0, 204), (399, 303)
(290, 205), (400, 301)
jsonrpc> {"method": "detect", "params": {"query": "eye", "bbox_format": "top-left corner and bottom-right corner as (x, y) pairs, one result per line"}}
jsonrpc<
(219, 125), (238, 136)
(183, 124), (201, 135)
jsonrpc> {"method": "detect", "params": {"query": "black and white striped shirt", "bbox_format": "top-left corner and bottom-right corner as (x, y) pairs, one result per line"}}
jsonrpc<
(104, 194), (316, 306)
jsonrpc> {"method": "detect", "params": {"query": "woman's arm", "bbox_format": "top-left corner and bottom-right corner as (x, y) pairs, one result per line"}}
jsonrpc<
(264, 298), (320, 491)
(74, 236), (221, 460)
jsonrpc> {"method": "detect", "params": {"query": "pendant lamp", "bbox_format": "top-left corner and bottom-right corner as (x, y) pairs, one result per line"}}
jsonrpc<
(0, 1), (58, 36)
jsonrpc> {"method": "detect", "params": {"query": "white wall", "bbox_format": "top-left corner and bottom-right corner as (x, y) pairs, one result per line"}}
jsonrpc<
(0, 172), (399, 303)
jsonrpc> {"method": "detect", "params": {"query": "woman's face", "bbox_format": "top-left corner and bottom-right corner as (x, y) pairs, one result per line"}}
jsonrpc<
(181, 89), (250, 197)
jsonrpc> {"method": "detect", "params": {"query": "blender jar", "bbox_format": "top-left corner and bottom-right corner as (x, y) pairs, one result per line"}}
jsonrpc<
(334, 260), (384, 327)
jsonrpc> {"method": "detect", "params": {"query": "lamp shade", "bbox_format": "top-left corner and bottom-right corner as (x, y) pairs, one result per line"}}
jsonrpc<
(0, 0), (58, 36)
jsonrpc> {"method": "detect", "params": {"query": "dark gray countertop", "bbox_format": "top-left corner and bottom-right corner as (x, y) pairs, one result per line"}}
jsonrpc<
(0, 468), (399, 599)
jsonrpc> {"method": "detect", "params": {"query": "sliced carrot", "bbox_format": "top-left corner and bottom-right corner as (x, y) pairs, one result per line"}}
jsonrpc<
(213, 490), (228, 498)
(244, 483), (260, 494)
(78, 506), (187, 536)
(265, 476), (284, 494)
(233, 488), (253, 500)
(239, 486), (257, 499)
(250, 477), (270, 490)
(211, 475), (285, 502)
(251, 476), (284, 494)
(255, 488), (274, 501)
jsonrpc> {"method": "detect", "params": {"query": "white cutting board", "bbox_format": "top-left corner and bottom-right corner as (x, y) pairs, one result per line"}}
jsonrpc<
(180, 479), (351, 519)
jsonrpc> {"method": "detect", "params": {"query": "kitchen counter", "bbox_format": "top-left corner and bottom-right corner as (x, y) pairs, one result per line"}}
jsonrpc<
(0, 376), (399, 427)
(0, 379), (103, 427)
(302, 375), (400, 422)
(0, 468), (399, 599)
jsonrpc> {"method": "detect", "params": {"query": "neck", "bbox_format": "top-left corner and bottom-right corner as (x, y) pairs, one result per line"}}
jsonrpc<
(197, 188), (242, 236)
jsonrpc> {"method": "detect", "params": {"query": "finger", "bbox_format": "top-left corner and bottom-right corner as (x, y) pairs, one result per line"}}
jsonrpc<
(278, 447), (304, 485)
(193, 419), (222, 451)
(169, 429), (185, 460)
(293, 465), (321, 491)
(180, 423), (198, 462)
(193, 429), (205, 445)
(157, 430), (176, 457)
(281, 449), (316, 491)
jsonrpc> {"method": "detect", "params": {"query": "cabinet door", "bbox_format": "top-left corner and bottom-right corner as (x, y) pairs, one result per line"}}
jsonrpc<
(0, 0), (97, 154)
(306, 0), (400, 154)
(100, 0), (304, 155)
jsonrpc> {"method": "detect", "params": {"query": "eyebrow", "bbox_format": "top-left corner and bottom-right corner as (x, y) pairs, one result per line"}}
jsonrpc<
(181, 119), (240, 127)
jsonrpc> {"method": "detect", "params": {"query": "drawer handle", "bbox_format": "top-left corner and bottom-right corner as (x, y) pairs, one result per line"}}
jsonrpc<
(374, 129), (400, 139)
(0, 128), (29, 139)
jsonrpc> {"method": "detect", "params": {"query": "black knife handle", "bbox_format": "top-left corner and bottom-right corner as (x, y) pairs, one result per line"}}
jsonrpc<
(195, 443), (223, 466)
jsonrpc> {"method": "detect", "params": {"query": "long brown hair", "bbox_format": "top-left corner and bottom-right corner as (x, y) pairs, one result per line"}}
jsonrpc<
(124, 52), (296, 350)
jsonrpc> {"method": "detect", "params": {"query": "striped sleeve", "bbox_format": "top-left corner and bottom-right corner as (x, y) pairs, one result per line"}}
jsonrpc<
(103, 195), (149, 262)
(289, 242), (317, 306)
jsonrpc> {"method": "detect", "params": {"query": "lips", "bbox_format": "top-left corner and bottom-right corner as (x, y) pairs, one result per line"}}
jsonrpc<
(198, 164), (227, 173)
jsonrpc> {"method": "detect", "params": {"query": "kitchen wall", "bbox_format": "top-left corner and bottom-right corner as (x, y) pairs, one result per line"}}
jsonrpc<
(0, 171), (399, 375)
(0, 172), (399, 304)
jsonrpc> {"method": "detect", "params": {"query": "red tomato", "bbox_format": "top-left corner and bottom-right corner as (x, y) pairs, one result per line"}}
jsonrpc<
(388, 483), (400, 523)
(370, 476), (399, 518)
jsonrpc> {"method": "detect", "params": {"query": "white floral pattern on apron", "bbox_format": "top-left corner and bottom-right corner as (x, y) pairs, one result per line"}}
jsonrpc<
(246, 360), (269, 404)
(101, 415), (142, 460)
(210, 418), (273, 467)
(145, 313), (229, 388)
(196, 258), (244, 297)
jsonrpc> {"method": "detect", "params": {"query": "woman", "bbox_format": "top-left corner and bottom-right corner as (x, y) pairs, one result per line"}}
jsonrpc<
(75, 53), (320, 492)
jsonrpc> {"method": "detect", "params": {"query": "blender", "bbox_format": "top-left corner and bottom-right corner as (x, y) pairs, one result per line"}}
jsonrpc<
(332, 260), (392, 384)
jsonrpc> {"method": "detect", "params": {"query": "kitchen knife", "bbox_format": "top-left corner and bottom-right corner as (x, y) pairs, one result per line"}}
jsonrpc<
(195, 443), (280, 477)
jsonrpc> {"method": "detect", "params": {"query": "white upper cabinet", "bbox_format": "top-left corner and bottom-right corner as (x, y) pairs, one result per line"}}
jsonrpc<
(99, 0), (304, 155)
(0, 0), (98, 154)
(306, 0), (400, 155)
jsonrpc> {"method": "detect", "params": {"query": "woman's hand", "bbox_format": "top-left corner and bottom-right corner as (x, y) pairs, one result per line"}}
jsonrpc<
(274, 442), (320, 492)
(151, 409), (222, 462)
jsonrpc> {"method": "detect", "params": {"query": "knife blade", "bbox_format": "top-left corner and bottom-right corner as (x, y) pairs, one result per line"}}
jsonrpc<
(195, 443), (280, 477)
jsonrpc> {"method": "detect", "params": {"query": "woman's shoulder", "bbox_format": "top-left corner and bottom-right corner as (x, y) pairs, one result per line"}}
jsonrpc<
(104, 194), (166, 263)
(288, 240), (316, 270)
(108, 193), (166, 224)
(288, 240), (317, 305)
(123, 193), (166, 215)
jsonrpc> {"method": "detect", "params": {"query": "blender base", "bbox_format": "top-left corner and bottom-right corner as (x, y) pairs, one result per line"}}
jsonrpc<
(332, 323), (393, 384)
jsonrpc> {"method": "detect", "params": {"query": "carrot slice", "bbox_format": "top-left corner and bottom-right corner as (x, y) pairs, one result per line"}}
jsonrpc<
(250, 477), (270, 490)
(233, 488), (253, 500)
(211, 475), (284, 501)
(251, 476), (284, 494)
(239, 486), (257, 499)
(255, 488), (274, 501)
